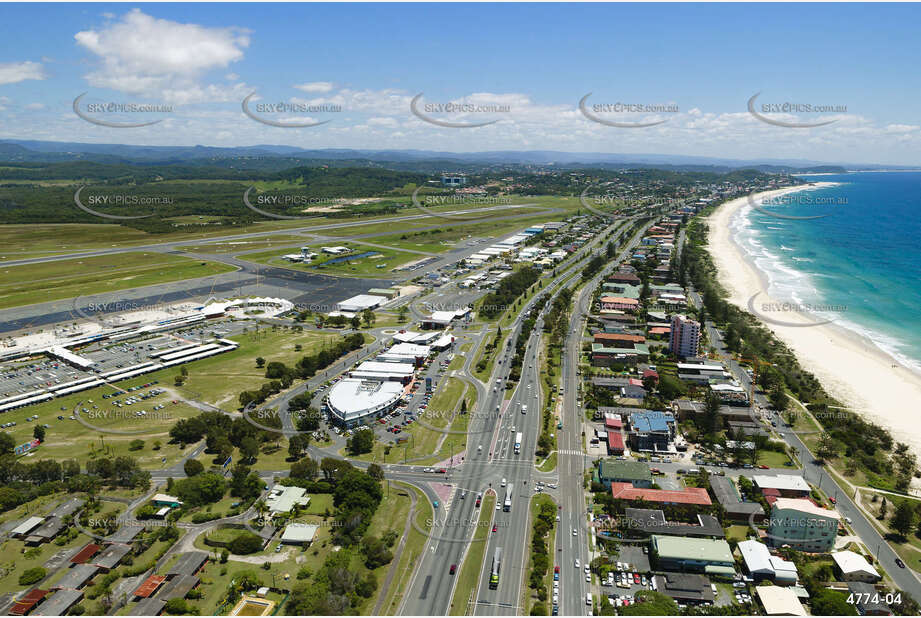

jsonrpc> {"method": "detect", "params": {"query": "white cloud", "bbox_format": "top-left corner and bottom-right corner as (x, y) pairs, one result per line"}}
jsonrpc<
(74, 9), (250, 104)
(0, 61), (46, 85)
(294, 82), (334, 94)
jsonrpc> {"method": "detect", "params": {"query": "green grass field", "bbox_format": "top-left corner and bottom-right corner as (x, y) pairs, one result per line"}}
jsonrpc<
(0, 252), (235, 310)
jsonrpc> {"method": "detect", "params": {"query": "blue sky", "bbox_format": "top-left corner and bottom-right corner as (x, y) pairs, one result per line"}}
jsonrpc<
(1, 2), (920, 164)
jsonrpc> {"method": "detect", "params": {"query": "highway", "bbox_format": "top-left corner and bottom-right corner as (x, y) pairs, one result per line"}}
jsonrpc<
(400, 216), (638, 615)
(556, 217), (658, 616)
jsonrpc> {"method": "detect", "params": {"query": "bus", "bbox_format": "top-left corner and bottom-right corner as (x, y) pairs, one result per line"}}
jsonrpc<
(514, 432), (522, 454)
(503, 490), (511, 512)
(489, 547), (502, 589)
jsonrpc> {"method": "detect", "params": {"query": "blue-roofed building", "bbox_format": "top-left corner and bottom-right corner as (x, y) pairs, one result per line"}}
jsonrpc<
(629, 411), (675, 452)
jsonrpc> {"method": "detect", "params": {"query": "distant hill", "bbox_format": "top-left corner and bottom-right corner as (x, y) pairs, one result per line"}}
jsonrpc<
(0, 139), (890, 174)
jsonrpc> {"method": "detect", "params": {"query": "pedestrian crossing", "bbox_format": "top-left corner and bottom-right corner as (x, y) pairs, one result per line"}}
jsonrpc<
(559, 449), (585, 456)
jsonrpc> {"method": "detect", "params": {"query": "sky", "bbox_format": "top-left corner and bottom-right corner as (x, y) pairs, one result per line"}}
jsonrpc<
(1, 2), (920, 165)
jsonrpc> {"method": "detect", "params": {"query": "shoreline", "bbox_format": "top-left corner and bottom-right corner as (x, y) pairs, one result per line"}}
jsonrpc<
(706, 184), (921, 470)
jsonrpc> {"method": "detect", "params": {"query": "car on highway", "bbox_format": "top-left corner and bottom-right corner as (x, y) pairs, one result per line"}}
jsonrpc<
(896, 558), (906, 568)
(449, 564), (456, 574)
(492, 524), (497, 532)
(575, 559), (580, 568)
(572, 528), (578, 536)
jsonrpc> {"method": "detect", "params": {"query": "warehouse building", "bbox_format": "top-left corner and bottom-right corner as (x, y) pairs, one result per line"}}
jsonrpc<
(336, 294), (387, 313)
(651, 536), (735, 576)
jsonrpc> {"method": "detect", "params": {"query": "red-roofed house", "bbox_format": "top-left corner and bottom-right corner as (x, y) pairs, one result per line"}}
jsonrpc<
(10, 589), (48, 616)
(594, 333), (646, 347)
(649, 326), (671, 338)
(600, 297), (640, 312)
(133, 574), (166, 599)
(610, 482), (712, 506)
(607, 432), (625, 455)
(70, 543), (101, 564)
(608, 272), (641, 285)
(604, 417), (623, 430)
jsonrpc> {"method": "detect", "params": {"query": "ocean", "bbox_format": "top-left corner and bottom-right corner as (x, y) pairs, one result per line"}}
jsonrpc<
(732, 171), (921, 374)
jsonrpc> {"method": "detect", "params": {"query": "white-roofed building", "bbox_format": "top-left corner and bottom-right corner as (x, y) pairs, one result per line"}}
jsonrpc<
(327, 378), (404, 427)
(386, 343), (431, 358)
(12, 516), (44, 538)
(281, 523), (319, 545)
(831, 550), (882, 583)
(753, 475), (811, 497)
(755, 586), (807, 616)
(350, 360), (414, 383)
(421, 308), (470, 329)
(265, 485), (311, 515)
(336, 294), (387, 313)
(738, 540), (798, 584)
(431, 334), (455, 350)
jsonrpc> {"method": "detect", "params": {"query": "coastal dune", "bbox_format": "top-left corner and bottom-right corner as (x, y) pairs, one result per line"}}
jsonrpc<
(707, 185), (921, 477)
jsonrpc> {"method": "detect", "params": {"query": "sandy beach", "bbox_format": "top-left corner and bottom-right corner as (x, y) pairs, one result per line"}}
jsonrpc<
(707, 184), (921, 471)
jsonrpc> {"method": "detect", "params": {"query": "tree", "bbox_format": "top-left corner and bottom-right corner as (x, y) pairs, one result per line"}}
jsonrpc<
(288, 434), (311, 459)
(892, 500), (915, 537)
(367, 463), (384, 482)
(229, 531), (264, 555)
(810, 590), (858, 616)
(398, 306), (409, 323)
(350, 315), (361, 329)
(0, 432), (14, 455)
(619, 591), (678, 616)
(290, 457), (319, 481)
(255, 357), (265, 368)
(817, 432), (838, 461)
(19, 567), (46, 585)
(700, 390), (721, 436)
(361, 308), (376, 328)
(769, 384), (787, 412)
(184, 459), (204, 477)
(347, 428), (374, 456)
(128, 439), (144, 451)
(239, 436), (259, 464)
(361, 535), (393, 568)
(33, 425), (45, 441)
(880, 497), (888, 520)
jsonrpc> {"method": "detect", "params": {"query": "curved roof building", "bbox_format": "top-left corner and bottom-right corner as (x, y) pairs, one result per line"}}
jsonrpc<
(327, 378), (404, 426)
